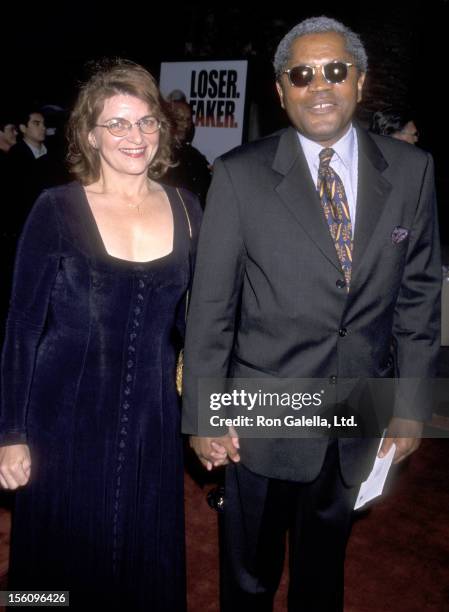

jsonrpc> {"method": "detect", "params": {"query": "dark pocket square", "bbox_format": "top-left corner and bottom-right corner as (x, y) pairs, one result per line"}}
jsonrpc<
(391, 226), (409, 244)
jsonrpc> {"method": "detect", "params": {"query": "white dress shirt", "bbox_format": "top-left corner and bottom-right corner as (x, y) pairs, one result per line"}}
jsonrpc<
(24, 140), (47, 159)
(298, 125), (359, 230)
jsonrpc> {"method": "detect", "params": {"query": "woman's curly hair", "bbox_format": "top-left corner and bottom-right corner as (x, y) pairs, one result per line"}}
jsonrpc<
(67, 58), (174, 184)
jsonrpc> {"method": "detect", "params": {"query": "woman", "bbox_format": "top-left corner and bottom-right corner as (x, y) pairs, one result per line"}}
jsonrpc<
(0, 59), (201, 610)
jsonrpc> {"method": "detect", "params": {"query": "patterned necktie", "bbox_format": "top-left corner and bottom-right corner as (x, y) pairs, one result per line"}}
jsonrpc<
(317, 147), (353, 289)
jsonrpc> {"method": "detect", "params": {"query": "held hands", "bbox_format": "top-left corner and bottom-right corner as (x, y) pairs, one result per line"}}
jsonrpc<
(0, 444), (31, 489)
(190, 427), (240, 471)
(378, 417), (423, 464)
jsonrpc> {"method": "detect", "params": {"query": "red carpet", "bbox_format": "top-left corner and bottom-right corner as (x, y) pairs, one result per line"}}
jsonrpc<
(0, 438), (448, 611)
(185, 438), (449, 611)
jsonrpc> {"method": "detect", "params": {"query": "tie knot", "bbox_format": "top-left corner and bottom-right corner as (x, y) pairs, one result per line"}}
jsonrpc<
(319, 147), (335, 169)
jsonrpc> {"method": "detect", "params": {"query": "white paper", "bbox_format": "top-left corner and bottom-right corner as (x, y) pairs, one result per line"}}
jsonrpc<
(354, 437), (396, 510)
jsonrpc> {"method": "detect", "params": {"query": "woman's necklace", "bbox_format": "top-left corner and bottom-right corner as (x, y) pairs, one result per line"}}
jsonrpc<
(122, 180), (152, 214)
(127, 191), (149, 214)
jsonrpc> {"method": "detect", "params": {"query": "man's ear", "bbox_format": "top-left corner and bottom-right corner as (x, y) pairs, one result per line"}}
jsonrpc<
(276, 81), (285, 109)
(19, 124), (27, 135)
(357, 72), (366, 103)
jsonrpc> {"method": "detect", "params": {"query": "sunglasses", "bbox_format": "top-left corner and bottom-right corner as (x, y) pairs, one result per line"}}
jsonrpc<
(283, 61), (354, 87)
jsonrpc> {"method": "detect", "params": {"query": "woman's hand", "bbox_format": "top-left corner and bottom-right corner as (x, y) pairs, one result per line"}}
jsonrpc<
(189, 428), (240, 471)
(0, 444), (31, 489)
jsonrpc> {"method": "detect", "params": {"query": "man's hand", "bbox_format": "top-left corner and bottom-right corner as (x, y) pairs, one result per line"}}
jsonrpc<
(378, 417), (423, 464)
(0, 444), (31, 489)
(190, 429), (240, 471)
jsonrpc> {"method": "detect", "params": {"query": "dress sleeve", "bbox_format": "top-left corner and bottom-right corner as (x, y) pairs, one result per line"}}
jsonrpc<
(0, 190), (61, 445)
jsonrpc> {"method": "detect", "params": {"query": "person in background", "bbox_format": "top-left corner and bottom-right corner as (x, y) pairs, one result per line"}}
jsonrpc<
(36, 105), (71, 191)
(0, 111), (19, 340)
(0, 114), (17, 156)
(10, 108), (47, 160)
(163, 100), (211, 208)
(370, 107), (419, 145)
(6, 107), (48, 232)
(0, 59), (201, 611)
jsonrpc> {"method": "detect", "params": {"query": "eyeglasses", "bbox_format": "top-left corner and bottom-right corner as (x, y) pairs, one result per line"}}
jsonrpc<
(283, 61), (354, 87)
(95, 115), (161, 137)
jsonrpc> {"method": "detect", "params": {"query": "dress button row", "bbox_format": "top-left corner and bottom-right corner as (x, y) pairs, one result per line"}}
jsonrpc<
(116, 288), (147, 493)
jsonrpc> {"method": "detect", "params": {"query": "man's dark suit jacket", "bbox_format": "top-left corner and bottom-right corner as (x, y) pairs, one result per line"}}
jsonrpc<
(6, 140), (46, 235)
(8, 139), (36, 166)
(182, 126), (441, 487)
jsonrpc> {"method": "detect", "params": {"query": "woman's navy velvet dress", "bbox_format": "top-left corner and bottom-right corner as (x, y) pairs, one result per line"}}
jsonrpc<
(0, 182), (201, 610)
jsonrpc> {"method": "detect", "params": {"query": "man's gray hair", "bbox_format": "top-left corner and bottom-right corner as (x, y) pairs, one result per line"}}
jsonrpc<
(273, 16), (368, 80)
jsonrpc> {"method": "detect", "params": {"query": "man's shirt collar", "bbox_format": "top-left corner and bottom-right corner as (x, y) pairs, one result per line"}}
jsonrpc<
(24, 139), (47, 159)
(298, 124), (355, 172)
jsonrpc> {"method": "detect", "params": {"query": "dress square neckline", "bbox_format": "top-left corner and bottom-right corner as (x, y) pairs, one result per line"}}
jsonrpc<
(78, 182), (177, 267)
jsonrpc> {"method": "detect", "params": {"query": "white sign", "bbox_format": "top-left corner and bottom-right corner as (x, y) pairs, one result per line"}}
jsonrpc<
(160, 61), (248, 163)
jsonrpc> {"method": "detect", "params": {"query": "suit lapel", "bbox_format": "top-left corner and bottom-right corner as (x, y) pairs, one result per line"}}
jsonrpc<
(273, 127), (341, 273)
(272, 126), (393, 281)
(351, 127), (392, 283)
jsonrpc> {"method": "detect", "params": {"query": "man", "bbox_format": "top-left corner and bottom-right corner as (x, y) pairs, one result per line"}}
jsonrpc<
(1, 109), (47, 334)
(0, 115), (17, 155)
(0, 112), (18, 340)
(0, 111), (18, 186)
(163, 100), (211, 208)
(183, 16), (440, 612)
(6, 108), (47, 234)
(11, 109), (47, 160)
